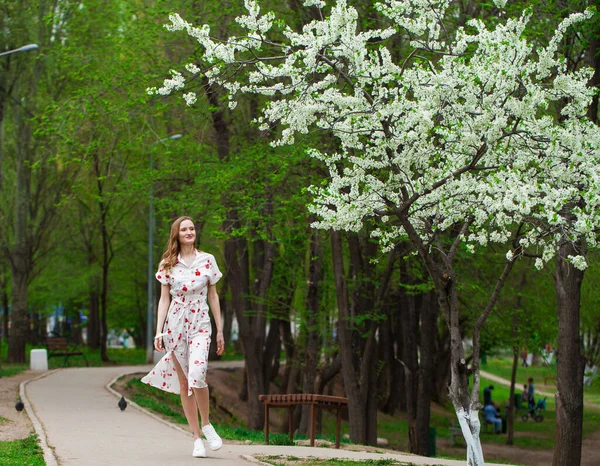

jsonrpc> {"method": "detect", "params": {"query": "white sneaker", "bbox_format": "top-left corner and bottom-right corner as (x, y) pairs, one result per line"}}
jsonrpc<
(202, 424), (223, 450)
(192, 438), (206, 458)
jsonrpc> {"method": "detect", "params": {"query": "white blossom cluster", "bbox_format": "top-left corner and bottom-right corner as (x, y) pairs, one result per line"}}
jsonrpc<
(153, 0), (600, 270)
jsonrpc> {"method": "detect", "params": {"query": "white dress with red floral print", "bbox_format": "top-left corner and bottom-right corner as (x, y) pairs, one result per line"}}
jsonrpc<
(141, 250), (222, 396)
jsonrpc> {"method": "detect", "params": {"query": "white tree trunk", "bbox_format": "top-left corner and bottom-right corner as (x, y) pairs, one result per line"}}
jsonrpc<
(455, 407), (485, 466)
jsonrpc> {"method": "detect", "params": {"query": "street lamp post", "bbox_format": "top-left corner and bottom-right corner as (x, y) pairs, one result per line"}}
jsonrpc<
(0, 44), (39, 57)
(146, 133), (182, 364)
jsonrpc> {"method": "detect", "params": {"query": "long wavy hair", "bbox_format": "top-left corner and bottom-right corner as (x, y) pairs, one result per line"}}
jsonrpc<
(160, 216), (195, 271)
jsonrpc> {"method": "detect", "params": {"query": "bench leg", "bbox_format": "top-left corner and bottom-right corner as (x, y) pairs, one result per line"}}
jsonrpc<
(289, 406), (294, 442)
(310, 403), (317, 447)
(335, 406), (342, 448)
(264, 403), (269, 444)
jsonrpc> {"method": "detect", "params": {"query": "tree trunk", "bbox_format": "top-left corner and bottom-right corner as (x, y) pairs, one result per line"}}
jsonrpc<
(432, 326), (451, 405)
(220, 276), (233, 349)
(416, 292), (436, 456)
(506, 345), (518, 445)
(553, 244), (585, 466)
(7, 101), (32, 363)
(88, 287), (100, 349)
(224, 220), (264, 429)
(100, 258), (109, 362)
(299, 228), (322, 435)
(403, 291), (420, 453)
(8, 269), (28, 363)
(331, 230), (368, 444)
(508, 272), (526, 444)
(96, 157), (111, 363)
(262, 319), (281, 389)
(279, 319), (296, 394)
(1, 272), (9, 345)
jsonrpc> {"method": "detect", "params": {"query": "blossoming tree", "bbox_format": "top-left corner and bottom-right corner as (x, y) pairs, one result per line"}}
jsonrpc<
(149, 0), (600, 463)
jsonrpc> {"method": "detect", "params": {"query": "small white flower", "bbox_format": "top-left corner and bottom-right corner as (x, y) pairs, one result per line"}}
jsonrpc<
(535, 258), (544, 270)
(568, 255), (588, 271)
(183, 92), (197, 105)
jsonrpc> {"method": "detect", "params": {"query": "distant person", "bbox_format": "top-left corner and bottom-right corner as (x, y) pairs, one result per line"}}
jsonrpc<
(483, 402), (502, 434)
(483, 385), (494, 406)
(521, 383), (529, 408)
(528, 377), (536, 408)
(521, 349), (528, 367)
(141, 216), (225, 458)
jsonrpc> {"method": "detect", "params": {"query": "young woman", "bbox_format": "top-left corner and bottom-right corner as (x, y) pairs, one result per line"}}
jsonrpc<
(141, 216), (225, 458)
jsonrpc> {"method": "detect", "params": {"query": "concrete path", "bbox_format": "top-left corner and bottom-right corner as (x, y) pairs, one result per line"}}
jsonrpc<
(23, 364), (505, 465)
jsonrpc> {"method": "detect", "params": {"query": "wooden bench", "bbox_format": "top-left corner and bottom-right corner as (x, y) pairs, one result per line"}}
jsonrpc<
(46, 337), (89, 367)
(258, 394), (348, 448)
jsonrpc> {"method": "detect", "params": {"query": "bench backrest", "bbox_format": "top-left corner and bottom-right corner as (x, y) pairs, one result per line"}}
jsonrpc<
(46, 337), (69, 351)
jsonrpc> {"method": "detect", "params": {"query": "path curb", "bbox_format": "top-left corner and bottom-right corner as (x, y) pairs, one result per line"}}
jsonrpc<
(20, 369), (62, 466)
(104, 366), (264, 464)
(104, 368), (192, 438)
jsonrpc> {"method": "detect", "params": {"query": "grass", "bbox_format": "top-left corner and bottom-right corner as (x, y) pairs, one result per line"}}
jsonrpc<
(481, 354), (600, 406)
(255, 457), (417, 466)
(0, 364), (28, 378)
(481, 356), (558, 392)
(584, 372), (600, 405)
(119, 365), (600, 463)
(469, 372), (600, 451)
(0, 338), (245, 372)
(0, 435), (44, 466)
(123, 377), (295, 445)
(43, 346), (147, 368)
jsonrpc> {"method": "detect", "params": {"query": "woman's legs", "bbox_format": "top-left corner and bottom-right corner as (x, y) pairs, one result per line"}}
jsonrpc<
(172, 355), (201, 439)
(193, 386), (222, 450)
(192, 387), (210, 427)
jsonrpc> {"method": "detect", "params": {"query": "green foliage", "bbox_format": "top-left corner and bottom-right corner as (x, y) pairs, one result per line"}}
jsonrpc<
(255, 458), (415, 466)
(0, 435), (44, 466)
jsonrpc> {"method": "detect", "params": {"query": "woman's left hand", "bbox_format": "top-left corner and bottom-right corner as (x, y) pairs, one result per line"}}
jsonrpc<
(216, 331), (225, 356)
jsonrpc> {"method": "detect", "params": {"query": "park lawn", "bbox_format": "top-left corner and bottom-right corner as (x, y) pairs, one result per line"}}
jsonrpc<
(0, 435), (44, 466)
(482, 355), (600, 405)
(584, 375), (600, 405)
(44, 346), (147, 368)
(0, 364), (28, 378)
(1, 339), (243, 373)
(482, 356), (557, 393)
(477, 376), (600, 450)
(122, 377), (296, 445)
(255, 457), (417, 466)
(118, 368), (600, 463)
(0, 346), (147, 377)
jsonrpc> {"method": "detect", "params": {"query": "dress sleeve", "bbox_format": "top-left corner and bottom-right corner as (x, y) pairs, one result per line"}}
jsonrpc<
(208, 255), (223, 285)
(156, 262), (169, 286)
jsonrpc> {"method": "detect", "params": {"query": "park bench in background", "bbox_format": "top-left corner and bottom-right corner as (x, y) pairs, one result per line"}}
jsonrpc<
(46, 337), (89, 367)
(258, 393), (348, 448)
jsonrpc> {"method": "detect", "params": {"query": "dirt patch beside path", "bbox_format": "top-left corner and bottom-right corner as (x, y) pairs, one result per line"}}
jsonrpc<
(0, 370), (36, 441)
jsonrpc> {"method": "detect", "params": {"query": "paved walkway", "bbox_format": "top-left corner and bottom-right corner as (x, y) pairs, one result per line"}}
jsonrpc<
(23, 363), (505, 465)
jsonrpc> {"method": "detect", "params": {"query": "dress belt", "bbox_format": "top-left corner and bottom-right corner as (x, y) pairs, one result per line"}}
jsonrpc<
(170, 296), (205, 306)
